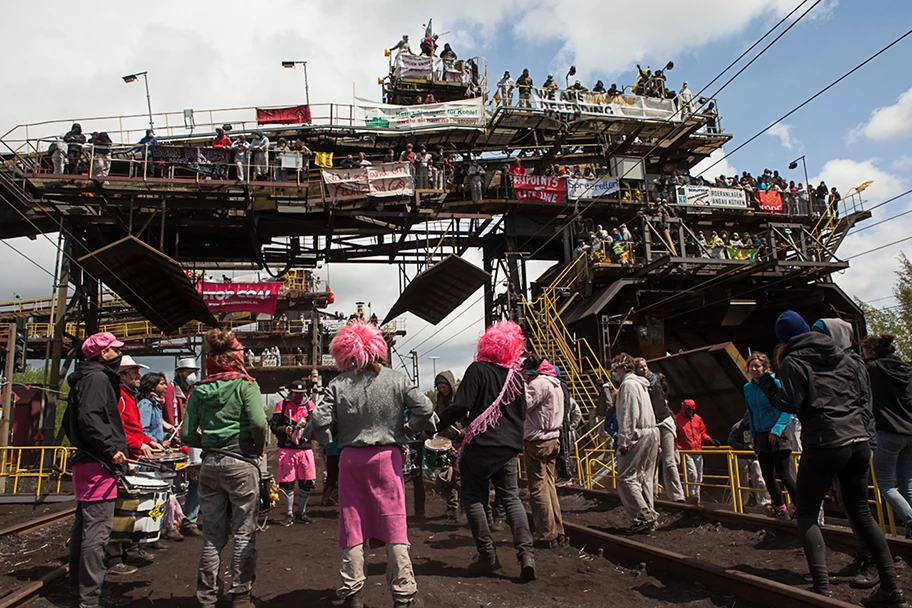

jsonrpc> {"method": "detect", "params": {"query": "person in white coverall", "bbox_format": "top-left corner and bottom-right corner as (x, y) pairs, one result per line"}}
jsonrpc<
(611, 353), (660, 533)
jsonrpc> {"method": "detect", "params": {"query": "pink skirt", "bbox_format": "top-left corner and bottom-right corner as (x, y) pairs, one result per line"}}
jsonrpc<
(338, 445), (408, 549)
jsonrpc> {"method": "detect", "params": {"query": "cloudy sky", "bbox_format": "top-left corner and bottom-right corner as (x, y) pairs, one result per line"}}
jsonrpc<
(2, 0), (912, 388)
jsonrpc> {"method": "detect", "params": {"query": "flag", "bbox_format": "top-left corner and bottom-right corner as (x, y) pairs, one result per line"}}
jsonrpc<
(855, 180), (874, 193)
(314, 151), (333, 168)
(424, 18), (433, 38)
(725, 247), (759, 263)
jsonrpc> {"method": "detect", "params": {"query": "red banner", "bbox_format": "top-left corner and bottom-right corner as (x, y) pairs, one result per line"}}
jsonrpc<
(512, 175), (567, 203)
(198, 282), (282, 315)
(256, 105), (312, 125)
(754, 190), (783, 212)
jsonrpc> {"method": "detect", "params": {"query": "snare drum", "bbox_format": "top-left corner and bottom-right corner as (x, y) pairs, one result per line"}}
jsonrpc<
(423, 437), (454, 471)
(146, 452), (190, 496)
(111, 473), (170, 544)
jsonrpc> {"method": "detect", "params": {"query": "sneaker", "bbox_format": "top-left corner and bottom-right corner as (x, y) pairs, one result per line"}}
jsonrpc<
(295, 512), (312, 524)
(163, 528), (184, 542)
(519, 554), (536, 581)
(490, 519), (506, 532)
(850, 556), (881, 590)
(107, 562), (137, 576)
(80, 596), (132, 608)
(812, 586), (833, 598)
(556, 534), (570, 548)
(181, 525), (202, 538)
(774, 505), (790, 520)
(341, 590), (363, 608)
(393, 594), (424, 608)
(862, 587), (908, 608)
(467, 553), (502, 576)
(282, 515), (295, 527)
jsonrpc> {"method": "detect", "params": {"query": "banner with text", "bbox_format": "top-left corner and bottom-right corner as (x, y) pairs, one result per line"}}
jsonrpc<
(673, 186), (749, 209)
(198, 282), (282, 315)
(321, 161), (415, 201)
(394, 54), (438, 80)
(512, 175), (567, 203)
(528, 88), (679, 121)
(354, 97), (485, 130)
(149, 146), (231, 165)
(256, 105), (312, 125)
(567, 177), (621, 200)
(754, 190), (783, 212)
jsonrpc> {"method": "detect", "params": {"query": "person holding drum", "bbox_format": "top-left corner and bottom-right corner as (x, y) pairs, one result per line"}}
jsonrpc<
(137, 372), (174, 446)
(433, 371), (463, 521)
(312, 321), (435, 608)
(167, 357), (202, 538)
(64, 331), (131, 608)
(270, 379), (317, 526)
(181, 328), (268, 608)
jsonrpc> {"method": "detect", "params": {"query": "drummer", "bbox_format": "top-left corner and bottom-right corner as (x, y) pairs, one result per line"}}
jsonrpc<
(433, 371), (464, 521)
(166, 357), (202, 538)
(270, 379), (317, 526)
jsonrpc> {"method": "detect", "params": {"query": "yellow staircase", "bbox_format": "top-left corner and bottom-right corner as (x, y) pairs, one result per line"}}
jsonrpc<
(521, 252), (613, 482)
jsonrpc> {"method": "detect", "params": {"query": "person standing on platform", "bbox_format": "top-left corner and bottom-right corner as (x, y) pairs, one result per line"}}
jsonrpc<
(611, 353), (659, 533)
(312, 321), (435, 608)
(64, 332), (131, 608)
(270, 379), (317, 526)
(634, 358), (684, 502)
(521, 356), (567, 548)
(758, 310), (904, 605)
(249, 131), (270, 181)
(468, 158), (485, 203)
(437, 321), (536, 580)
(232, 135), (250, 182)
(181, 329), (268, 608)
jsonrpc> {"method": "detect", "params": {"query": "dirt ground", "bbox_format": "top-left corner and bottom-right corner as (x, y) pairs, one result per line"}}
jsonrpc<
(558, 491), (908, 606)
(1, 482), (765, 608)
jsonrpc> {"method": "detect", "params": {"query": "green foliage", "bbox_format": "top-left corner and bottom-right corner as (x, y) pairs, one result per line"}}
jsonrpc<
(855, 252), (912, 360)
(425, 390), (436, 403)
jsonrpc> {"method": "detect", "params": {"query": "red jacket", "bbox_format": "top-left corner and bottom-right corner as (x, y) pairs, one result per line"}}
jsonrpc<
(119, 386), (153, 458)
(211, 135), (232, 149)
(162, 382), (185, 429)
(674, 400), (712, 451)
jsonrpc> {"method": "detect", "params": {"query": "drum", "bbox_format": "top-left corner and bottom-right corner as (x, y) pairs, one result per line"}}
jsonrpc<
(424, 437), (454, 471)
(111, 473), (170, 544)
(145, 452), (189, 496)
(259, 471), (278, 515)
(401, 441), (424, 480)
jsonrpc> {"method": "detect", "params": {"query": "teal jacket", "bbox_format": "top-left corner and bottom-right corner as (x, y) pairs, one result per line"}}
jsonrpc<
(743, 377), (791, 439)
(181, 378), (268, 457)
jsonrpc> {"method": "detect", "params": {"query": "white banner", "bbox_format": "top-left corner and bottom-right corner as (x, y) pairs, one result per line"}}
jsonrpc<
(321, 161), (415, 201)
(354, 97), (485, 130)
(528, 88), (678, 121)
(673, 185), (748, 209)
(567, 177), (620, 200)
(394, 54), (438, 80)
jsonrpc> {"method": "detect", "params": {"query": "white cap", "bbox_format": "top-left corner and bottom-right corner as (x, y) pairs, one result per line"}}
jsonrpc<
(175, 357), (200, 371)
(118, 355), (149, 372)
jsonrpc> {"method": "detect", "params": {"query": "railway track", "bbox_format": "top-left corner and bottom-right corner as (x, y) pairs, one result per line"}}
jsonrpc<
(566, 485), (912, 558)
(0, 507), (76, 539)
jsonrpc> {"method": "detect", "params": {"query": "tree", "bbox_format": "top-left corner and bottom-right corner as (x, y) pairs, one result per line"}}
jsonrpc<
(855, 252), (912, 360)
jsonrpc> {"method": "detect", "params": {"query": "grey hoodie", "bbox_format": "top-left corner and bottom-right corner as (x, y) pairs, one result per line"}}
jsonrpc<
(615, 373), (656, 447)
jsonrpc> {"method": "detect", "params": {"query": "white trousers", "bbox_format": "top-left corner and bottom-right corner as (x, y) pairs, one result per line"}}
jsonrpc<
(616, 428), (659, 522)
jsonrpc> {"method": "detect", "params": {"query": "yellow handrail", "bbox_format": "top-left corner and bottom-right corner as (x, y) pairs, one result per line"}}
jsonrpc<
(0, 446), (75, 496)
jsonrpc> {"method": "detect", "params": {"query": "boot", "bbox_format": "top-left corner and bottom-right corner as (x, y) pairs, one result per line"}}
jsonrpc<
(231, 593), (256, 608)
(341, 590), (363, 608)
(467, 552), (501, 576)
(849, 555), (880, 590)
(519, 553), (536, 581)
(393, 594), (424, 607)
(862, 586), (907, 608)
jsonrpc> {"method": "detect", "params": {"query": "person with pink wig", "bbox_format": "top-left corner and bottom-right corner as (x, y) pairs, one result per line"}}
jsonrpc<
(437, 320), (536, 581)
(312, 321), (435, 608)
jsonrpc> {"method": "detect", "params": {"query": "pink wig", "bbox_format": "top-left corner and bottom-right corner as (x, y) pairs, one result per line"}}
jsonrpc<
(475, 321), (525, 369)
(330, 321), (388, 372)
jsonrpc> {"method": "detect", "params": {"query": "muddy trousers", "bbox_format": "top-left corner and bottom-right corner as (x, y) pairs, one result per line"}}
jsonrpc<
(796, 442), (898, 591)
(460, 446), (534, 562)
(197, 454), (259, 606)
(69, 499), (115, 606)
(617, 429), (659, 522)
(338, 543), (417, 602)
(523, 438), (564, 541)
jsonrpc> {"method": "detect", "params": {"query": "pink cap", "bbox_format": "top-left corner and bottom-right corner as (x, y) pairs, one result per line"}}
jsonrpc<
(81, 332), (124, 359)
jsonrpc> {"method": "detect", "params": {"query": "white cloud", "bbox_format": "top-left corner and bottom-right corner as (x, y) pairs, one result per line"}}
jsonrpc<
(692, 148), (738, 180)
(852, 86), (912, 142)
(892, 155), (912, 172)
(811, 157), (907, 202)
(767, 122), (799, 151)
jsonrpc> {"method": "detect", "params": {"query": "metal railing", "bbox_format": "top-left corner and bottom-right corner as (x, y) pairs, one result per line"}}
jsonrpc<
(0, 446), (74, 495)
(577, 445), (903, 536)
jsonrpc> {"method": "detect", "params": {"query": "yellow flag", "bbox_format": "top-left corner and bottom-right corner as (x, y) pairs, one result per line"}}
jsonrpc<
(314, 151), (333, 169)
(855, 180), (874, 193)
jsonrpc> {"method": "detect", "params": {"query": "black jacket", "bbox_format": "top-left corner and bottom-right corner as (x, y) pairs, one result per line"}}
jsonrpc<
(64, 358), (129, 467)
(644, 372), (672, 423)
(758, 331), (870, 449)
(269, 400), (314, 450)
(867, 355), (912, 436)
(728, 415), (751, 451)
(437, 361), (525, 453)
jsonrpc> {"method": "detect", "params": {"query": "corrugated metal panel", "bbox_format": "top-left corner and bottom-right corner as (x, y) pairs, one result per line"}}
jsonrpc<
(646, 342), (749, 442)
(78, 236), (218, 334)
(383, 255), (490, 325)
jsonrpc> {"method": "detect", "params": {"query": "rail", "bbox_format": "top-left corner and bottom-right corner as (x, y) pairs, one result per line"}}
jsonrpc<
(0, 446), (74, 496)
(577, 445), (904, 537)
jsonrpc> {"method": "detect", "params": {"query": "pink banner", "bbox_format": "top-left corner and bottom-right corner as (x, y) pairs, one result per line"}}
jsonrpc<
(198, 282), (282, 315)
(512, 175), (567, 203)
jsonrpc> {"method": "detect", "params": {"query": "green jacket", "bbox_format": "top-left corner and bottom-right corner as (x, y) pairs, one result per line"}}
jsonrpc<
(180, 378), (268, 457)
